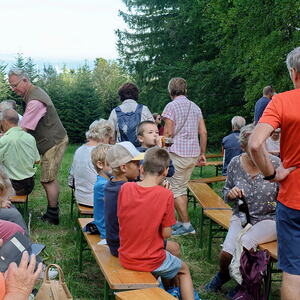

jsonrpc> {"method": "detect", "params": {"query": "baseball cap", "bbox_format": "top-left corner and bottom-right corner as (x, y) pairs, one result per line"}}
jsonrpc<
(106, 141), (144, 168)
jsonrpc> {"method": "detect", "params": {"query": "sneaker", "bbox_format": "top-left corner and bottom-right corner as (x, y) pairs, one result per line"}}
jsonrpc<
(204, 272), (228, 293)
(41, 213), (59, 225)
(98, 239), (107, 245)
(172, 223), (183, 231)
(166, 287), (180, 299)
(172, 224), (196, 236)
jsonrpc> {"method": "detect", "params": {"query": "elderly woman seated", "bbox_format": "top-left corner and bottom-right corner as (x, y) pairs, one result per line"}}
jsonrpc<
(68, 119), (114, 207)
(205, 124), (280, 294)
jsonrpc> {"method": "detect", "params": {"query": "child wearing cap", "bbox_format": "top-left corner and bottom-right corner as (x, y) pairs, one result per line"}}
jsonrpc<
(91, 144), (112, 245)
(136, 120), (174, 177)
(104, 141), (144, 257)
(118, 147), (196, 300)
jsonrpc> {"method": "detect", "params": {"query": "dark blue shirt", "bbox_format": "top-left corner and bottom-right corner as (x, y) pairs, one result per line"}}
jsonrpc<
(254, 96), (271, 124)
(104, 179), (126, 257)
(222, 131), (242, 176)
(136, 146), (175, 177)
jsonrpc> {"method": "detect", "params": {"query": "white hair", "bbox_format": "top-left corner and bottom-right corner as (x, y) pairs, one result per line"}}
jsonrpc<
(8, 68), (29, 79)
(231, 116), (246, 130)
(286, 47), (300, 74)
(85, 119), (115, 141)
(239, 124), (255, 148)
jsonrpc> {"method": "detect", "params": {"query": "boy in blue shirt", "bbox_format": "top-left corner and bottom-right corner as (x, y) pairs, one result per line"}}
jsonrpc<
(91, 144), (112, 245)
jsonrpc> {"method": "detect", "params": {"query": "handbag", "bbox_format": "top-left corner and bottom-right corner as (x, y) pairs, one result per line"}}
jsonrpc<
(35, 264), (73, 300)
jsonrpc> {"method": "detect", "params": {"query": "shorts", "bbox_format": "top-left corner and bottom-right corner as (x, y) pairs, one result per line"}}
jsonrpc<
(277, 201), (300, 275)
(41, 135), (68, 183)
(11, 176), (35, 196)
(152, 251), (182, 280)
(222, 215), (276, 255)
(168, 153), (198, 198)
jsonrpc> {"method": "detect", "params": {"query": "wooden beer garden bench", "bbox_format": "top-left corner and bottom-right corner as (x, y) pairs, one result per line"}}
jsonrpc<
(115, 288), (177, 300)
(198, 160), (223, 176)
(10, 195), (29, 218)
(78, 218), (158, 300)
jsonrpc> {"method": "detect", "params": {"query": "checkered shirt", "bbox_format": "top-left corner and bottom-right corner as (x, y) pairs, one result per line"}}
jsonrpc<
(162, 96), (202, 157)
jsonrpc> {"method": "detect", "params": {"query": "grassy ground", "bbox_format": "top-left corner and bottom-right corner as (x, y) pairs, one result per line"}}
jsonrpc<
(27, 146), (281, 299)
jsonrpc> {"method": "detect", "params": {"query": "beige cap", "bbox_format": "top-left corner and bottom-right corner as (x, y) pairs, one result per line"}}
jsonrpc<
(106, 141), (144, 168)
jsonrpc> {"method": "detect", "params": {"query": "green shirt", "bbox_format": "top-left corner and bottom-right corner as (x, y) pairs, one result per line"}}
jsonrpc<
(0, 127), (40, 180)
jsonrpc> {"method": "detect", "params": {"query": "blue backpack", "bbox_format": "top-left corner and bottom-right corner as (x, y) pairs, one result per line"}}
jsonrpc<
(115, 104), (143, 147)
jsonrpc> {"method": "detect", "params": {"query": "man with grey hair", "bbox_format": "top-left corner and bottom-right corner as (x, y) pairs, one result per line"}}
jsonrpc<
(0, 100), (23, 124)
(254, 85), (274, 124)
(8, 68), (68, 225)
(221, 116), (246, 175)
(0, 109), (39, 196)
(249, 46), (300, 299)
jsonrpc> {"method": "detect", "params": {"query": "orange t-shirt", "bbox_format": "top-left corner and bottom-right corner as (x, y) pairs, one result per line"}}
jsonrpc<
(117, 182), (176, 272)
(0, 273), (5, 300)
(260, 88), (300, 210)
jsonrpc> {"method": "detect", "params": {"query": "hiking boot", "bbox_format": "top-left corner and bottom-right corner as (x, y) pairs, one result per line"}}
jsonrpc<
(41, 206), (59, 225)
(172, 224), (196, 236)
(204, 272), (229, 293)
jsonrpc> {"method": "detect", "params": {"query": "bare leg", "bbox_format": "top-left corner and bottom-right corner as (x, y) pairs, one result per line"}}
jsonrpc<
(282, 272), (300, 300)
(178, 262), (194, 300)
(174, 195), (189, 223)
(41, 180), (59, 207)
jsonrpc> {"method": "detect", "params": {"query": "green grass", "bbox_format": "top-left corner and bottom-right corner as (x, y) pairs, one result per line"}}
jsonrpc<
(28, 146), (281, 299)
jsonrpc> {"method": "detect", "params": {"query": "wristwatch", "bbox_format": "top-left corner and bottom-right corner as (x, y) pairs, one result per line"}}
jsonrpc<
(263, 169), (276, 180)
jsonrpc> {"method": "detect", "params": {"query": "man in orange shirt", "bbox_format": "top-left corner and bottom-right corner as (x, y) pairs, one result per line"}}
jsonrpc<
(249, 47), (300, 300)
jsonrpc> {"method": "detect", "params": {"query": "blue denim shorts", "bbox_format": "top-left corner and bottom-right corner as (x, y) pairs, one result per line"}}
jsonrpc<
(152, 251), (182, 279)
(277, 201), (300, 275)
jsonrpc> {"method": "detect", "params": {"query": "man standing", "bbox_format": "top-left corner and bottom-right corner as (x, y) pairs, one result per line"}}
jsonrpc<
(249, 47), (300, 300)
(0, 109), (39, 196)
(8, 68), (68, 225)
(108, 82), (153, 146)
(221, 116), (246, 175)
(254, 85), (274, 124)
(162, 77), (207, 236)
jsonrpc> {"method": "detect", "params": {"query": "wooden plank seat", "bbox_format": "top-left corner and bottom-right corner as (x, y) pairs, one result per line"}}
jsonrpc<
(259, 241), (278, 260)
(197, 160), (223, 176)
(203, 209), (232, 259)
(77, 202), (93, 216)
(206, 154), (223, 159)
(78, 218), (158, 300)
(10, 195), (29, 218)
(189, 176), (226, 185)
(115, 288), (176, 300)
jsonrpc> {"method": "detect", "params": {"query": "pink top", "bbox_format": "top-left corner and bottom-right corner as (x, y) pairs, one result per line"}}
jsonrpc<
(0, 220), (25, 243)
(162, 95), (202, 157)
(20, 100), (47, 131)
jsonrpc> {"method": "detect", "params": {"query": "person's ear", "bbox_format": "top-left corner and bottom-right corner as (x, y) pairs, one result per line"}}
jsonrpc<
(137, 135), (144, 143)
(96, 161), (104, 170)
(162, 167), (168, 177)
(120, 164), (127, 172)
(140, 164), (145, 175)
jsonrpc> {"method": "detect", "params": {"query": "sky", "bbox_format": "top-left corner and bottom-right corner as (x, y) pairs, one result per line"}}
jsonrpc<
(0, 0), (127, 62)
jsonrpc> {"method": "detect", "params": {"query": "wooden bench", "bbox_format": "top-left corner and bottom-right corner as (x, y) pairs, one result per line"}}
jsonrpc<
(115, 288), (176, 300)
(197, 160), (223, 176)
(206, 154), (223, 159)
(77, 202), (93, 217)
(10, 195), (29, 218)
(78, 218), (158, 300)
(189, 175), (226, 185)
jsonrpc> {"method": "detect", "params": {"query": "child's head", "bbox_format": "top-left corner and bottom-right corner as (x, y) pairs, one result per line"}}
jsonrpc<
(106, 142), (144, 180)
(137, 121), (159, 148)
(0, 166), (14, 202)
(143, 147), (170, 178)
(91, 144), (112, 174)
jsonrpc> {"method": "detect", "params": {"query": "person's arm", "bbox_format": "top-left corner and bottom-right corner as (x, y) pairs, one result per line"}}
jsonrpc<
(161, 226), (172, 239)
(108, 109), (117, 142)
(163, 118), (174, 138)
(4, 252), (42, 300)
(198, 118), (207, 166)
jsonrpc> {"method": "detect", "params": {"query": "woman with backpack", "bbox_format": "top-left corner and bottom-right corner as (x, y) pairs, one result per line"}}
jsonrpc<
(205, 124), (280, 297)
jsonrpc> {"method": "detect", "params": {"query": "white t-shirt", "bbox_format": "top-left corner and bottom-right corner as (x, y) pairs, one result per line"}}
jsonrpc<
(68, 144), (97, 207)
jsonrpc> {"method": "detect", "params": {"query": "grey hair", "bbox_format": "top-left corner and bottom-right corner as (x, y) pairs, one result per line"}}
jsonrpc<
(0, 109), (19, 125)
(286, 47), (300, 74)
(85, 119), (115, 141)
(239, 124), (255, 148)
(0, 101), (13, 111)
(231, 116), (246, 130)
(8, 68), (29, 79)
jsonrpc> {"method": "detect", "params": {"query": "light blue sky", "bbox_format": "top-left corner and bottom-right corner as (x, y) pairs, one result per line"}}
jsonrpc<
(0, 0), (126, 61)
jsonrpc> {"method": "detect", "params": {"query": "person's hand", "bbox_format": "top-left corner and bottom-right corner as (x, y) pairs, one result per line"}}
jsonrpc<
(156, 136), (163, 148)
(4, 251), (43, 298)
(1, 200), (11, 208)
(273, 166), (296, 182)
(162, 179), (170, 189)
(197, 154), (206, 166)
(227, 187), (244, 200)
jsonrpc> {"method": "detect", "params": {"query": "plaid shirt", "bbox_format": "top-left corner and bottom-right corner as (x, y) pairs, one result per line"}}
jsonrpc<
(162, 96), (202, 157)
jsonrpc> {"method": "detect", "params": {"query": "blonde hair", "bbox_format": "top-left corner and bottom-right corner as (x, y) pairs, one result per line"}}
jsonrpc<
(239, 124), (255, 149)
(85, 119), (115, 141)
(0, 166), (14, 204)
(91, 144), (112, 173)
(111, 166), (124, 177)
(168, 77), (187, 97)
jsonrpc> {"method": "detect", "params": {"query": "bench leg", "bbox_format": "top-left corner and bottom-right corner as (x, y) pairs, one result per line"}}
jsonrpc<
(70, 189), (75, 219)
(78, 228), (83, 272)
(198, 208), (204, 248)
(104, 281), (110, 300)
(207, 219), (213, 260)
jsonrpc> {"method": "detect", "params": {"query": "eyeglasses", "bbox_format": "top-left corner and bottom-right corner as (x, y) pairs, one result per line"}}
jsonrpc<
(9, 78), (23, 89)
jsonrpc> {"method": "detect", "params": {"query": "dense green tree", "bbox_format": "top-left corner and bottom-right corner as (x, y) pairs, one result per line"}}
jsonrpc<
(0, 64), (10, 101)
